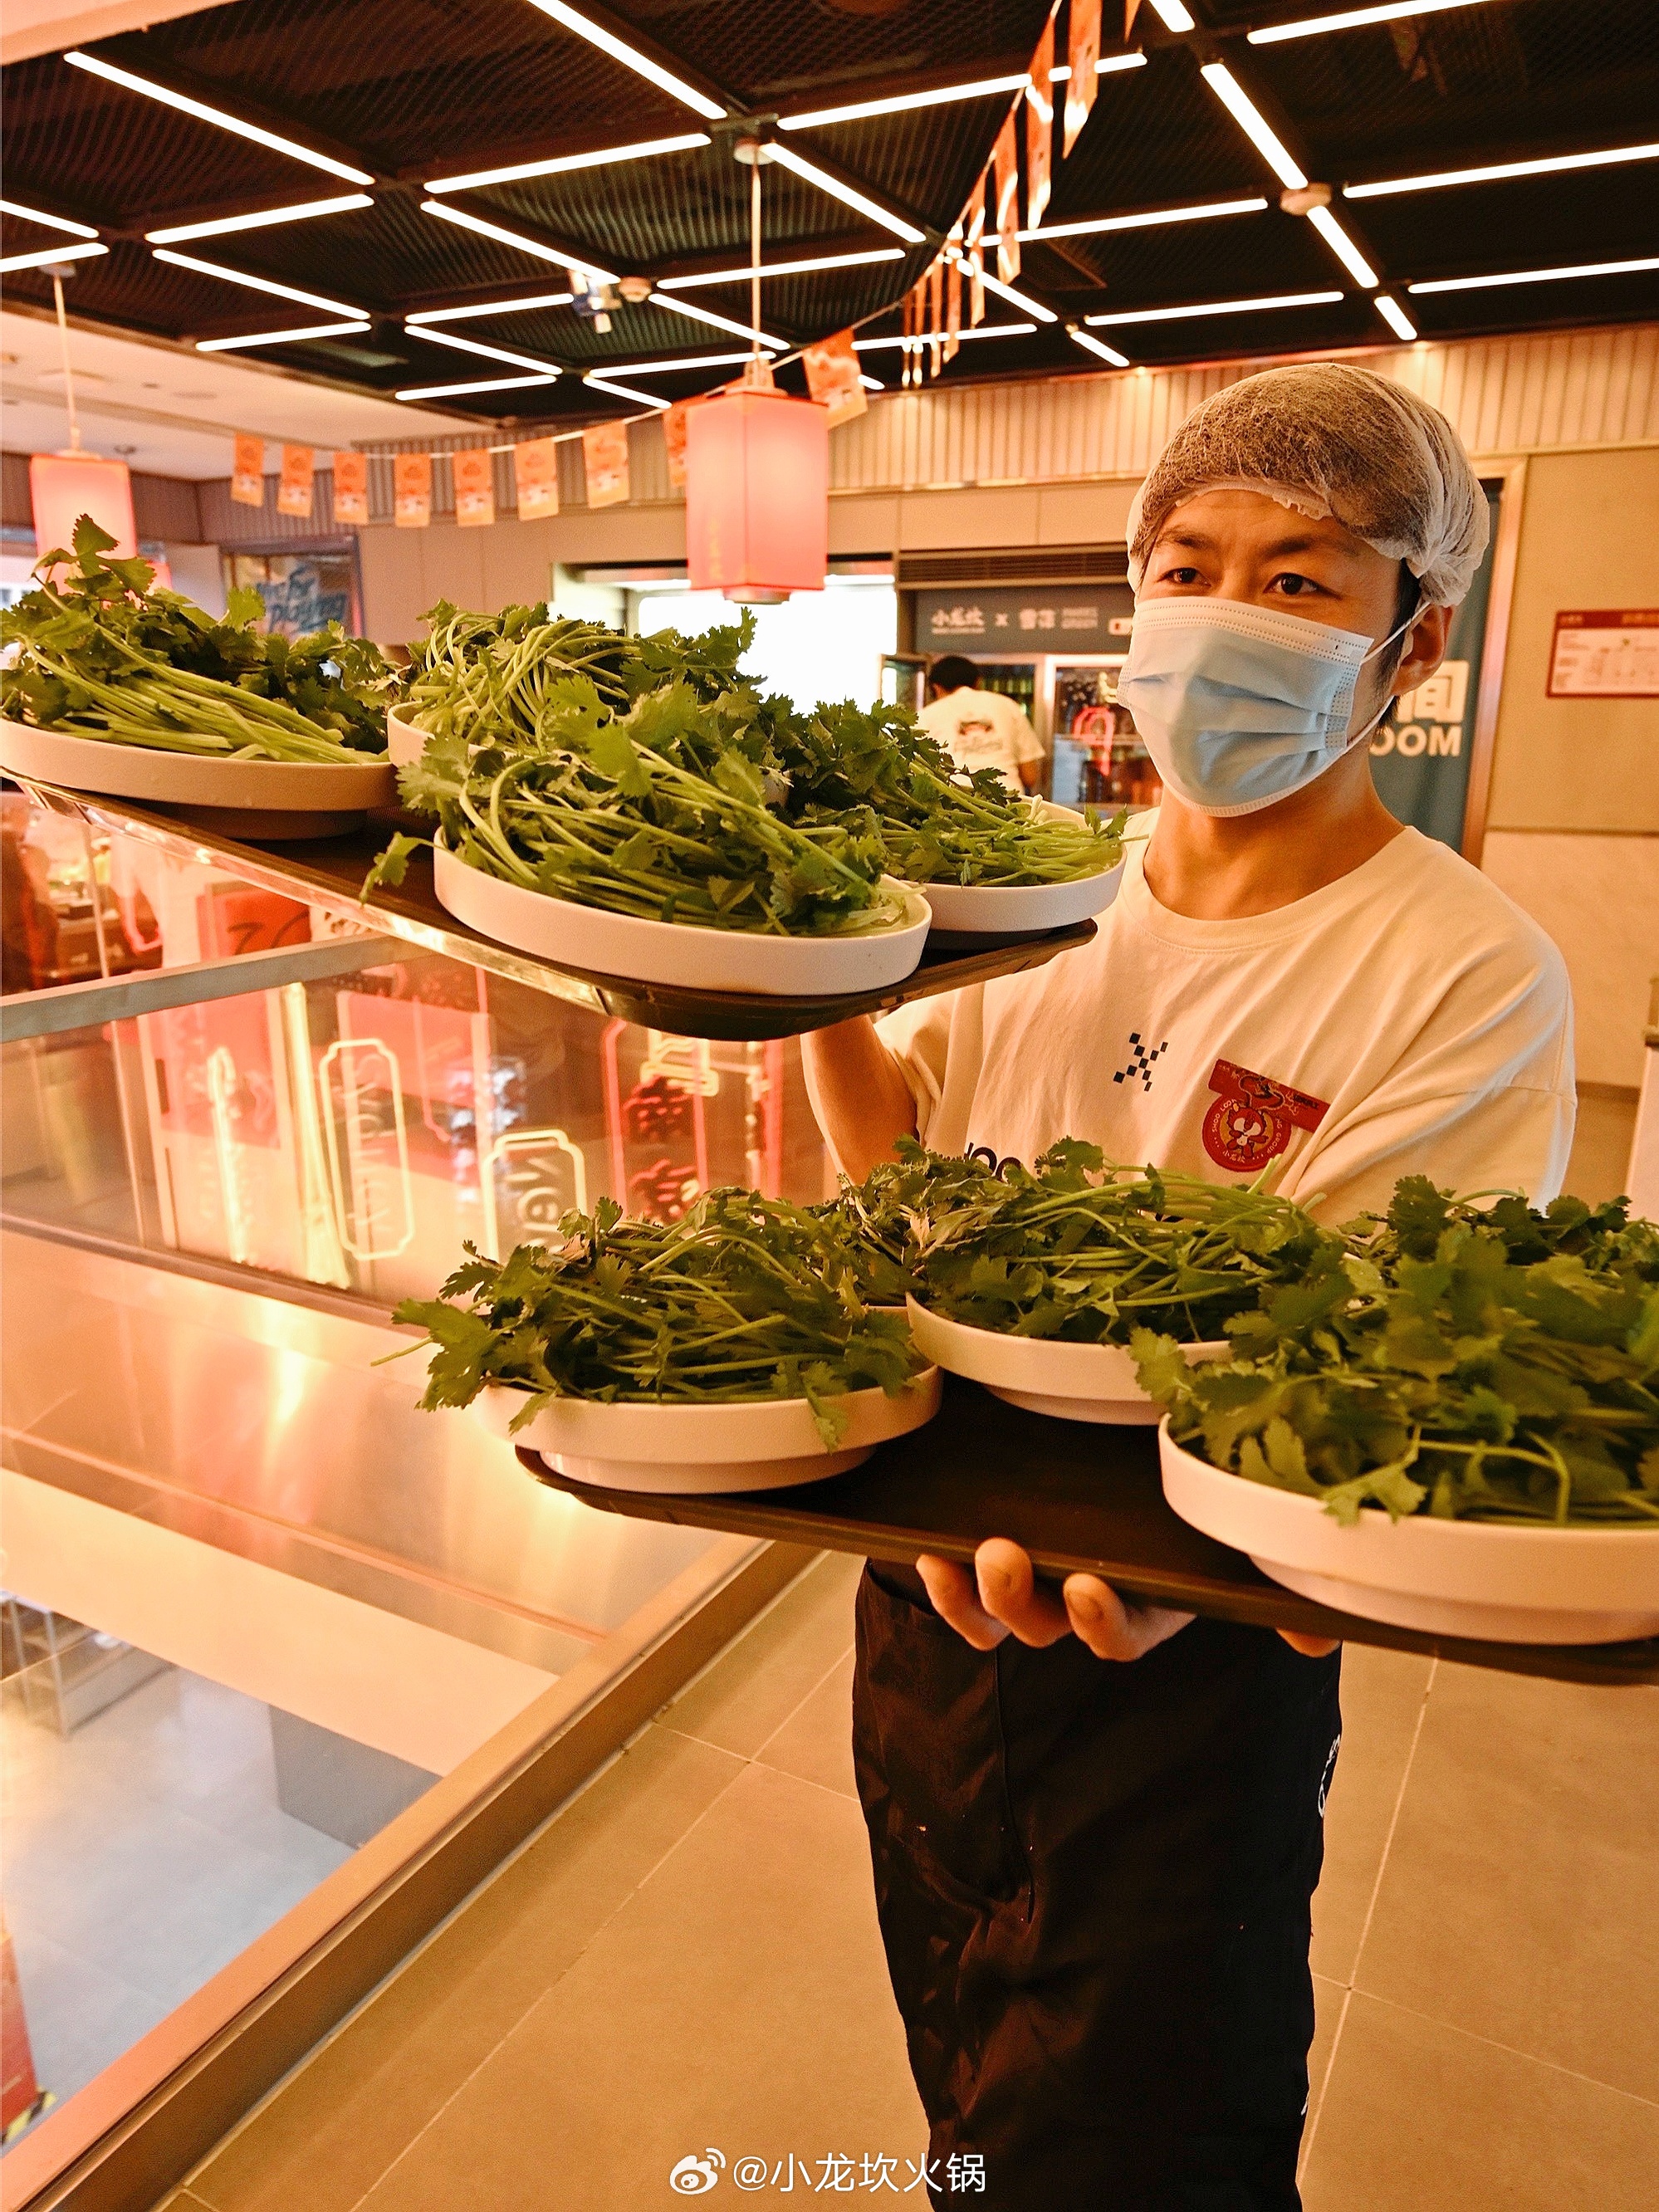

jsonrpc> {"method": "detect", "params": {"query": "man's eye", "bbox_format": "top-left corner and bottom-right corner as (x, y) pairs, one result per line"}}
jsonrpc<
(1160, 565), (1204, 585)
(1269, 572), (1323, 597)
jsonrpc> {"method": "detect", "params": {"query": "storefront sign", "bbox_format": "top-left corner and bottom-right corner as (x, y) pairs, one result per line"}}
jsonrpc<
(276, 444), (314, 520)
(1547, 608), (1659, 697)
(583, 419), (630, 509)
(394, 453), (431, 529)
(514, 435), (561, 519)
(916, 582), (1134, 656)
(803, 329), (865, 427)
(453, 448), (495, 529)
(231, 433), (265, 507)
(332, 450), (369, 526)
(1368, 483), (1501, 850)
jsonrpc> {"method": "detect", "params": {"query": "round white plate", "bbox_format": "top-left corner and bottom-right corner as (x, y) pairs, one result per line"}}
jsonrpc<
(387, 707), (426, 766)
(904, 802), (1123, 936)
(1159, 1425), (1659, 1645)
(470, 1367), (942, 1491)
(433, 836), (931, 996)
(905, 1297), (1227, 1424)
(1, 714), (395, 825)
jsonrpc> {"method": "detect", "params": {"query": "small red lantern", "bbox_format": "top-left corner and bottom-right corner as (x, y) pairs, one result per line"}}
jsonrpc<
(29, 450), (138, 565)
(685, 388), (828, 604)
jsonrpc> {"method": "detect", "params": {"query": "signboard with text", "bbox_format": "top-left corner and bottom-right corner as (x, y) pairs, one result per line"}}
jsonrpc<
(1547, 608), (1659, 697)
(916, 581), (1134, 658)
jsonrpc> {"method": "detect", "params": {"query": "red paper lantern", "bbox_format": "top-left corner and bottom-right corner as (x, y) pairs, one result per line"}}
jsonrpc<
(29, 450), (137, 564)
(685, 389), (828, 604)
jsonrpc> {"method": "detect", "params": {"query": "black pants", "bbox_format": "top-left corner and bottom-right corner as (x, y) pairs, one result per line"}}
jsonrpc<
(853, 1564), (1342, 2212)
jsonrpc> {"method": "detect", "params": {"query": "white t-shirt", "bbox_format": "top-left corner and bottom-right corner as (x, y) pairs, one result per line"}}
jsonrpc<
(917, 687), (1044, 793)
(869, 815), (1575, 1226)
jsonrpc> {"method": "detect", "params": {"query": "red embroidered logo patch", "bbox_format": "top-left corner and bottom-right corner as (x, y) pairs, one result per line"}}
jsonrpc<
(1202, 1059), (1329, 1172)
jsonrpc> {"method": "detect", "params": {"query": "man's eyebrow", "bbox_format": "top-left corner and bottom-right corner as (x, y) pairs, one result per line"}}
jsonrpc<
(1152, 526), (1360, 561)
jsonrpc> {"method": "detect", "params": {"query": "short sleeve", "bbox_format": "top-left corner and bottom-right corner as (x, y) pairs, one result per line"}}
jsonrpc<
(1276, 1083), (1577, 1226)
(872, 985), (987, 1158)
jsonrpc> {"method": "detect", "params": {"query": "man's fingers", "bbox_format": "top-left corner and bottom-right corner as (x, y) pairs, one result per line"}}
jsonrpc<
(974, 1538), (1072, 1647)
(1062, 1573), (1196, 1661)
(916, 1554), (1008, 1649)
(1279, 1629), (1343, 1658)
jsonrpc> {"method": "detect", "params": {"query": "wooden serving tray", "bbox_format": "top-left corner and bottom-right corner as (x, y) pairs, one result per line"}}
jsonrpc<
(518, 1375), (1659, 1688)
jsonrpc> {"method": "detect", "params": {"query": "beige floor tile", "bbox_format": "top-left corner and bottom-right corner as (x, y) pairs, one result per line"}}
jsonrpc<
(1299, 1991), (1659, 2212)
(1353, 1666), (1659, 2101)
(757, 1650), (857, 1799)
(356, 1760), (924, 2212)
(1309, 1645), (1434, 1985)
(190, 1726), (744, 2212)
(659, 1550), (863, 1760)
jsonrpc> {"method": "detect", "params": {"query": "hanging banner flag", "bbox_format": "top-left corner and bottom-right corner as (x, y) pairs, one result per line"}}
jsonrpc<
(583, 418), (630, 509)
(276, 444), (314, 520)
(801, 330), (866, 428)
(993, 115), (1020, 281)
(1123, 0), (1143, 37)
(927, 257), (944, 377)
(945, 232), (962, 361)
(1027, 17), (1055, 231)
(453, 448), (495, 528)
(662, 400), (692, 487)
(966, 174), (986, 325)
(513, 435), (561, 519)
(332, 450), (369, 525)
(231, 433), (265, 507)
(394, 451), (432, 529)
(1066, 0), (1103, 154)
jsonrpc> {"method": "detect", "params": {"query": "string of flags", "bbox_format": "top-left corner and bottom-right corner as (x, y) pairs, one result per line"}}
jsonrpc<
(232, 325), (870, 529)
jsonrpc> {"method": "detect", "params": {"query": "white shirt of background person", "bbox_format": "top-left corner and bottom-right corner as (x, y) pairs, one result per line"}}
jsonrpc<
(916, 658), (1045, 795)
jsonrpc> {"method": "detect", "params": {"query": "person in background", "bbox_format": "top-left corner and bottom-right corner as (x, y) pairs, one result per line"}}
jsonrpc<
(805, 362), (1573, 2211)
(918, 654), (1045, 795)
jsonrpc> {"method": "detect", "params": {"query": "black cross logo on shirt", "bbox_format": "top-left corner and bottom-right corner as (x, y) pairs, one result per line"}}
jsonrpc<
(1113, 1032), (1169, 1093)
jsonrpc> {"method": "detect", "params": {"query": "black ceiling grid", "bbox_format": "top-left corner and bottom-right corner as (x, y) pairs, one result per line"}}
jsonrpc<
(0, 0), (1654, 425)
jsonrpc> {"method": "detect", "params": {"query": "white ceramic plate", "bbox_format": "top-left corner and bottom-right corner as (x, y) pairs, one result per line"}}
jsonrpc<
(433, 836), (931, 996)
(1159, 1425), (1659, 1645)
(387, 707), (426, 766)
(470, 1367), (942, 1492)
(1, 714), (395, 830)
(905, 802), (1124, 936)
(905, 1297), (1227, 1424)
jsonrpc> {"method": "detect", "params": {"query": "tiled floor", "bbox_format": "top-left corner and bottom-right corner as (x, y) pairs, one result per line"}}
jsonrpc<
(169, 1554), (1659, 2212)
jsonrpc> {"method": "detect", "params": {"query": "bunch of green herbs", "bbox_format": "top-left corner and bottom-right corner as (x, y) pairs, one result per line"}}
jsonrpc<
(2, 517), (391, 761)
(396, 1188), (925, 1444)
(1134, 1177), (1659, 1526)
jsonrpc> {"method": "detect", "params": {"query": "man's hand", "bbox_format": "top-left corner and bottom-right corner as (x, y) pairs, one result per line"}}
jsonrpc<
(916, 1538), (1338, 1662)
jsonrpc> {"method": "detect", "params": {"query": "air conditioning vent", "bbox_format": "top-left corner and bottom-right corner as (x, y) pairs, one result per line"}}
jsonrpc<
(898, 545), (1129, 588)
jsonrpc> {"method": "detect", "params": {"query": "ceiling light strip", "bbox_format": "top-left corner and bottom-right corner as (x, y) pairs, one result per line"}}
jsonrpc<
(779, 74), (1028, 130)
(63, 50), (374, 185)
(0, 198), (100, 240)
(1086, 288), (1342, 326)
(524, 2), (725, 120)
(1371, 293), (1417, 341)
(1198, 64), (1309, 190)
(396, 372), (561, 400)
(1069, 325), (1130, 367)
(406, 290), (575, 325)
(1345, 141), (1659, 198)
(198, 320), (371, 351)
(764, 144), (927, 245)
(1147, 2), (1196, 28)
(427, 133), (709, 194)
(853, 323), (1035, 350)
(1305, 204), (1378, 286)
(591, 350), (774, 374)
(1407, 256), (1659, 295)
(0, 239), (109, 273)
(411, 325), (564, 374)
(1020, 195), (1266, 242)
(150, 246), (360, 316)
(1251, 1), (1496, 44)
(145, 193), (372, 244)
(419, 198), (617, 282)
(648, 293), (785, 347)
(658, 247), (903, 289)
(584, 373), (669, 409)
(963, 260), (1058, 324)
(1050, 55), (1148, 81)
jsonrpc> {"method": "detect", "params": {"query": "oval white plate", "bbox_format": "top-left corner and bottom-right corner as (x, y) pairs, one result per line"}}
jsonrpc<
(906, 1297), (1227, 1424)
(904, 801), (1123, 935)
(470, 1367), (942, 1491)
(388, 707), (426, 767)
(433, 836), (931, 996)
(1, 714), (395, 817)
(1159, 1425), (1659, 1645)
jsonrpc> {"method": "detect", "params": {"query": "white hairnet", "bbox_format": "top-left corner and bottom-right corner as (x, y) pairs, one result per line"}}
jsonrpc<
(1126, 362), (1489, 606)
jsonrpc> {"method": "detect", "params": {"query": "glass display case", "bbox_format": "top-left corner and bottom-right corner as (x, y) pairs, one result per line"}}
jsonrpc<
(1045, 655), (1163, 814)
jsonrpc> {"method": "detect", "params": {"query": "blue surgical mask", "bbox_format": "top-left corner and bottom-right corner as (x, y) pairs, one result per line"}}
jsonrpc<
(1114, 595), (1416, 819)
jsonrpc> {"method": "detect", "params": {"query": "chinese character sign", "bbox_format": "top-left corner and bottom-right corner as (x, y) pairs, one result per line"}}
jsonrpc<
(514, 435), (561, 519)
(276, 444), (314, 520)
(394, 452), (432, 529)
(231, 432), (265, 507)
(453, 448), (495, 529)
(332, 450), (369, 525)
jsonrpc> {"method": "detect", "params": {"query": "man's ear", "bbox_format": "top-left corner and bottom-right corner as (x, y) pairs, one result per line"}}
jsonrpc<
(1392, 602), (1452, 697)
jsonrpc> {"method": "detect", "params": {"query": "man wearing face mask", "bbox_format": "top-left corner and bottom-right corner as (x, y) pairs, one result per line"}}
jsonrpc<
(802, 364), (1572, 2210)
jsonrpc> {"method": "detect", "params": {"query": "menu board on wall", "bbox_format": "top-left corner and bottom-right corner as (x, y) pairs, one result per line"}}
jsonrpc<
(1368, 482), (1502, 853)
(915, 582), (1134, 657)
(1546, 609), (1659, 697)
